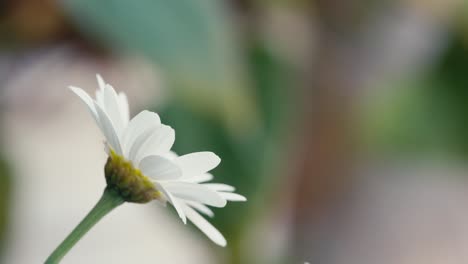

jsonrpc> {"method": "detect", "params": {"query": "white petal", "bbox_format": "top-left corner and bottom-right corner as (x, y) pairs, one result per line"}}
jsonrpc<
(139, 155), (182, 180)
(95, 75), (106, 106)
(154, 182), (186, 224)
(118, 92), (130, 125)
(175, 152), (221, 178)
(68, 86), (99, 124)
(96, 90), (104, 106)
(122, 110), (161, 157)
(203, 183), (235, 192)
(182, 203), (227, 246)
(185, 173), (214, 183)
(162, 182), (226, 208)
(219, 192), (247, 202)
(103, 84), (125, 136)
(128, 128), (155, 162)
(96, 74), (106, 90)
(134, 125), (175, 164)
(185, 200), (214, 217)
(93, 102), (123, 155)
(163, 151), (179, 161)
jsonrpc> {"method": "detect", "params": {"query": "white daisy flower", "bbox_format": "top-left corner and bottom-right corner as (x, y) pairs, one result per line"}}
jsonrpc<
(69, 74), (246, 246)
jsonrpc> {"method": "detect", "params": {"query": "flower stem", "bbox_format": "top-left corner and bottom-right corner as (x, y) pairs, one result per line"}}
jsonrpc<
(45, 187), (124, 264)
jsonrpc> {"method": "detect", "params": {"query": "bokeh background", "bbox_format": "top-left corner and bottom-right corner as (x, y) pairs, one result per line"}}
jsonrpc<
(1, 0), (468, 263)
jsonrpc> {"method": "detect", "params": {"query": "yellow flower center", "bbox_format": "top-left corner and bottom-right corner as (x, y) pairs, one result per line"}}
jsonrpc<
(104, 150), (161, 203)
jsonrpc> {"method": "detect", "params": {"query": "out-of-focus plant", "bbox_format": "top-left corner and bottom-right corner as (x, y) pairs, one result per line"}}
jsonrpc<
(0, 155), (11, 256)
(161, 42), (293, 261)
(361, 33), (468, 159)
(62, 0), (258, 135)
(0, 87), (12, 259)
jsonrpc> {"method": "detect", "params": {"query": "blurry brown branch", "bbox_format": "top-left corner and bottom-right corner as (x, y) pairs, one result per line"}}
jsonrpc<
(288, 0), (368, 261)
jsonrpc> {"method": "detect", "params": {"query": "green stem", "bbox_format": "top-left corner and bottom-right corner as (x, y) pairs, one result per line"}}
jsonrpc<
(45, 187), (124, 264)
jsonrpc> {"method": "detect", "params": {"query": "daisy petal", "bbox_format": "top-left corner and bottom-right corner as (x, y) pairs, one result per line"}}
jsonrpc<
(95, 75), (106, 106)
(163, 182), (226, 208)
(139, 155), (182, 180)
(219, 192), (247, 202)
(176, 152), (221, 178)
(203, 183), (235, 192)
(185, 173), (214, 183)
(69, 86), (99, 124)
(182, 204), (227, 246)
(154, 182), (186, 224)
(118, 92), (130, 125)
(163, 151), (179, 161)
(135, 125), (175, 164)
(93, 102), (123, 155)
(96, 74), (106, 90)
(103, 84), (125, 135)
(128, 128), (155, 162)
(185, 201), (214, 217)
(122, 110), (161, 157)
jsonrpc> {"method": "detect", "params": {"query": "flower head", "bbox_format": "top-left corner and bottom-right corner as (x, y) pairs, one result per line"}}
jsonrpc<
(69, 75), (246, 246)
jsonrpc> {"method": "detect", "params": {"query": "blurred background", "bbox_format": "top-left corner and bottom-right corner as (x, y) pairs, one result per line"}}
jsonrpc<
(2, 0), (468, 263)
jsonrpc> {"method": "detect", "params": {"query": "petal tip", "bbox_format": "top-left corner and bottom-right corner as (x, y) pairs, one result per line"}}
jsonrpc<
(218, 199), (228, 208)
(68, 85), (81, 92)
(217, 239), (227, 247)
(211, 153), (221, 163)
(203, 152), (221, 169)
(235, 194), (247, 202)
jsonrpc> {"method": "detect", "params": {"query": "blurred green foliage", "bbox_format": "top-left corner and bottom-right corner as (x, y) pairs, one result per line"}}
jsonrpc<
(362, 33), (468, 159)
(431, 34), (468, 156)
(0, 155), (11, 256)
(63, 0), (258, 134)
(159, 42), (293, 261)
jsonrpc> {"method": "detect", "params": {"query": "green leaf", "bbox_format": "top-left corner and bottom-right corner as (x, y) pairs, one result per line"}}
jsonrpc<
(62, 0), (258, 133)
